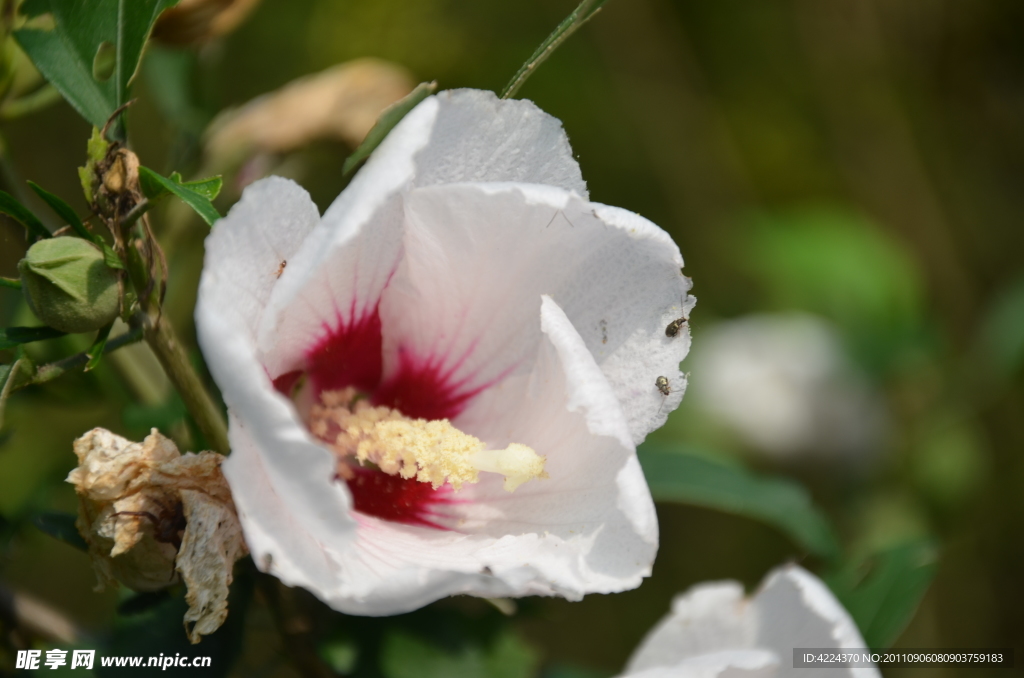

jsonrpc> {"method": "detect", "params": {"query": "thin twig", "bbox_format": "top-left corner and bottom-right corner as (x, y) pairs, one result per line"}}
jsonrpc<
(501, 0), (609, 99)
(25, 326), (144, 388)
(141, 216), (169, 299)
(120, 198), (153, 230)
(100, 99), (137, 141)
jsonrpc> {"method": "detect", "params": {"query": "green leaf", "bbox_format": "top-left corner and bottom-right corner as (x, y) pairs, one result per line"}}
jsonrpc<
(32, 511), (88, 551)
(381, 629), (539, 678)
(0, 189), (50, 240)
(638, 444), (840, 560)
(85, 322), (114, 371)
(0, 326), (68, 350)
(14, 0), (180, 131)
(27, 181), (96, 241)
(824, 539), (938, 649)
(173, 174), (222, 201)
(501, 0), (610, 99)
(343, 81), (438, 176)
(26, 181), (121, 271)
(138, 167), (222, 225)
(100, 243), (125, 270)
(0, 277), (22, 290)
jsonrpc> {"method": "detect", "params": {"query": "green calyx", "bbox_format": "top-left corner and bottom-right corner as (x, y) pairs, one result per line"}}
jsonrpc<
(18, 237), (120, 334)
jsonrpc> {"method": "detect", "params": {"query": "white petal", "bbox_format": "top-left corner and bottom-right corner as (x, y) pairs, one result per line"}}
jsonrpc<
(622, 650), (779, 678)
(379, 182), (692, 443)
(256, 89), (586, 378)
(411, 89), (586, 195)
(220, 414), (345, 594)
(591, 204), (694, 443)
(625, 582), (758, 674)
(456, 296), (657, 585)
(625, 566), (878, 678)
(751, 565), (880, 678)
(309, 297), (656, 614)
(197, 176), (320, 338)
(209, 347), (357, 591)
(196, 179), (357, 590)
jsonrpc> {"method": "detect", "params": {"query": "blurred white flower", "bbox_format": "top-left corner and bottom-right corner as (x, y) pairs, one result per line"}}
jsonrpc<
(691, 314), (884, 461)
(195, 89), (694, 615)
(620, 565), (879, 678)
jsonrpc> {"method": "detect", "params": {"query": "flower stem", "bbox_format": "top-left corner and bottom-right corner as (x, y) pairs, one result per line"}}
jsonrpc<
(142, 313), (229, 454)
(120, 198), (153, 230)
(120, 225), (230, 454)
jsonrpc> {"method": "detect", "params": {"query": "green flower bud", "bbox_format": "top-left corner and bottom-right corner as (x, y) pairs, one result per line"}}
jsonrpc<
(18, 237), (120, 334)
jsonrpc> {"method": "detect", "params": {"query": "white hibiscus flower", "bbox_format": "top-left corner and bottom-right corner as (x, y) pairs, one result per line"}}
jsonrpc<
(195, 89), (694, 615)
(620, 565), (880, 678)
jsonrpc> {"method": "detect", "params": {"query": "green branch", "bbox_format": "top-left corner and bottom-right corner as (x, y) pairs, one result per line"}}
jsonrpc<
(142, 312), (229, 454)
(115, 218), (229, 453)
(501, 0), (610, 99)
(28, 326), (144, 387)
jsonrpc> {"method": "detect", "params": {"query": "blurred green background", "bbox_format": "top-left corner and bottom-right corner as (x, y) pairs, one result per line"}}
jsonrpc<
(2, 0), (1023, 676)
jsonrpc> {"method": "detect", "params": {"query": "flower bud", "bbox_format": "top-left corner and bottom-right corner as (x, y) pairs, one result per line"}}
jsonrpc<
(18, 237), (119, 334)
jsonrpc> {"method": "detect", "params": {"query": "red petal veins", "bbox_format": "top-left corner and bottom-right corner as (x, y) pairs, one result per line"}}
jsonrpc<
(306, 307), (384, 394)
(345, 467), (452, 529)
(372, 348), (490, 421)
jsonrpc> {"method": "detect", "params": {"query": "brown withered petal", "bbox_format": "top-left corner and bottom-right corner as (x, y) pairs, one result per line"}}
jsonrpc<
(204, 58), (415, 164)
(152, 0), (261, 46)
(67, 428), (247, 644)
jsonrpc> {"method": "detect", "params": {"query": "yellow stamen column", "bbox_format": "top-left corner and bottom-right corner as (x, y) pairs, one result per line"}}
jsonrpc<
(310, 389), (546, 493)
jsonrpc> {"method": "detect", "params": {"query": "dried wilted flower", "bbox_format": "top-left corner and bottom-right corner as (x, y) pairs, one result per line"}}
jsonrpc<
(152, 0), (261, 46)
(204, 58), (415, 166)
(68, 428), (247, 643)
